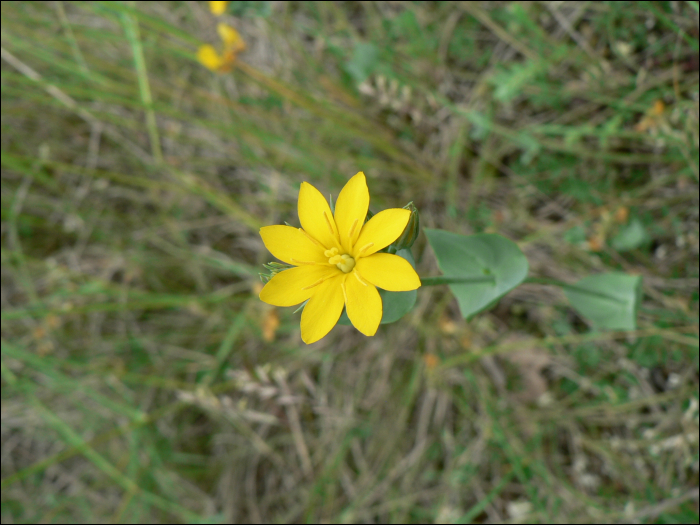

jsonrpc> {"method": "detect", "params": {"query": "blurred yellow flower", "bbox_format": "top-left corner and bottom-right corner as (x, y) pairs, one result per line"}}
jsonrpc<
(259, 172), (421, 344)
(208, 1), (229, 16)
(635, 99), (666, 132)
(197, 44), (227, 71)
(197, 23), (245, 72)
(217, 22), (245, 52)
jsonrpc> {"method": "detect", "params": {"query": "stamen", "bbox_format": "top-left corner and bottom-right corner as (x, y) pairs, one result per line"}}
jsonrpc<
(291, 258), (324, 265)
(348, 218), (359, 240)
(301, 276), (329, 290)
(323, 211), (336, 237)
(358, 242), (374, 256)
(353, 269), (368, 286)
(340, 279), (348, 304)
(324, 247), (339, 258)
(298, 228), (324, 249)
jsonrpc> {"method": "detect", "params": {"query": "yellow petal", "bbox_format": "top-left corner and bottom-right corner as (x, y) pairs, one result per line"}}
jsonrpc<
(197, 44), (223, 71)
(209, 1), (229, 15)
(344, 272), (382, 336)
(298, 182), (340, 250)
(260, 265), (337, 307)
(217, 22), (245, 53)
(334, 172), (369, 253)
(353, 208), (410, 257)
(356, 253), (421, 291)
(260, 225), (327, 265)
(300, 275), (345, 344)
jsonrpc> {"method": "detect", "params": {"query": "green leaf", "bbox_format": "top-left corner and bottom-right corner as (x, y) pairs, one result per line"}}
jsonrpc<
(564, 225), (586, 245)
(490, 59), (549, 103)
(344, 43), (379, 84)
(465, 111), (491, 140)
(516, 132), (542, 164)
(229, 1), (272, 18)
(424, 230), (529, 319)
(564, 273), (642, 330)
(338, 249), (417, 326)
(611, 218), (649, 252)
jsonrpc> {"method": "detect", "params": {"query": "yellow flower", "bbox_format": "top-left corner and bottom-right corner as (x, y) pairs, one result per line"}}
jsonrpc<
(197, 44), (228, 71)
(197, 23), (245, 72)
(259, 172), (421, 344)
(208, 1), (229, 16)
(217, 22), (245, 52)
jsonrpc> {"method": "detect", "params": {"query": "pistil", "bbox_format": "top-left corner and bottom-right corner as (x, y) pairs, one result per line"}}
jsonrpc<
(325, 247), (355, 273)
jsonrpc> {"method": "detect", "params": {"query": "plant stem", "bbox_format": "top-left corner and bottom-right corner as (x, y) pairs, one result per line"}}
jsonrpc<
(420, 275), (495, 286)
(525, 277), (627, 304)
(121, 5), (163, 164)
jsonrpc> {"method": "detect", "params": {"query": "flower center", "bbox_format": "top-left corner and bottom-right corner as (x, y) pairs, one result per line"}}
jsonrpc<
(325, 247), (356, 273)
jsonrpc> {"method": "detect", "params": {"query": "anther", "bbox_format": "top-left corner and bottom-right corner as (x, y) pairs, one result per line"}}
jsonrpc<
(323, 211), (336, 237)
(291, 258), (323, 265)
(301, 277), (328, 290)
(340, 279), (348, 303)
(353, 269), (368, 286)
(348, 218), (359, 240)
(358, 242), (374, 256)
(298, 228), (324, 248)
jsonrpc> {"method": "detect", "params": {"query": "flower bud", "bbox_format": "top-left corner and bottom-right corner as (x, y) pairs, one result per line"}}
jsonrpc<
(392, 202), (419, 251)
(259, 261), (293, 283)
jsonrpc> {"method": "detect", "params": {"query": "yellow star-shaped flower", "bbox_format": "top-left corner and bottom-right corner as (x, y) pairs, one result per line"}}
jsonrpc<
(259, 172), (421, 344)
(197, 23), (245, 72)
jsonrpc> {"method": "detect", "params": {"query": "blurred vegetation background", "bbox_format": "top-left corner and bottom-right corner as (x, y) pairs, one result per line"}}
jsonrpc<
(1, 1), (698, 523)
